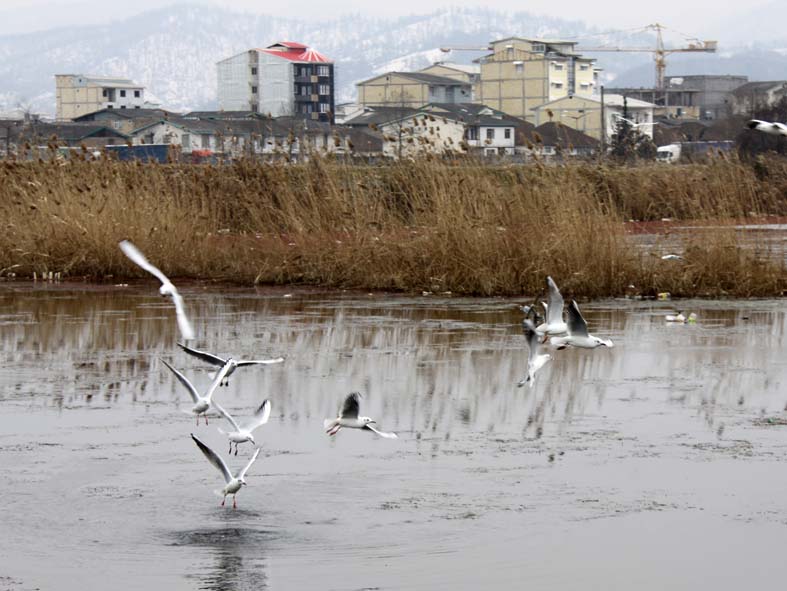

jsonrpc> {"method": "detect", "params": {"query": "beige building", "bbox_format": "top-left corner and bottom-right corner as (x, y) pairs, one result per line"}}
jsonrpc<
(55, 75), (149, 121)
(533, 93), (655, 141)
(476, 37), (596, 123)
(419, 63), (481, 99)
(356, 72), (472, 108)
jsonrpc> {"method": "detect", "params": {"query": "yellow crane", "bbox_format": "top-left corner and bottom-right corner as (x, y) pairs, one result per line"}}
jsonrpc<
(578, 23), (717, 89)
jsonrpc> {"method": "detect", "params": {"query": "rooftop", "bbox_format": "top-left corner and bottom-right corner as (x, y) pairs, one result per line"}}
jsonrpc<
(532, 122), (598, 148)
(360, 72), (471, 86)
(258, 41), (332, 64)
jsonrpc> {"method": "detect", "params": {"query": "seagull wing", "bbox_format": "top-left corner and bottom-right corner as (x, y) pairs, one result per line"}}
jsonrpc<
(237, 447), (261, 480)
(119, 240), (170, 286)
(340, 392), (361, 419)
(235, 357), (285, 367)
(244, 400), (271, 432)
(211, 399), (241, 432)
(161, 358), (200, 403)
(567, 300), (589, 337)
(522, 319), (540, 364)
(363, 424), (398, 439)
(204, 360), (234, 404)
(170, 290), (195, 341)
(546, 276), (564, 325)
(191, 434), (232, 484)
(177, 343), (227, 367)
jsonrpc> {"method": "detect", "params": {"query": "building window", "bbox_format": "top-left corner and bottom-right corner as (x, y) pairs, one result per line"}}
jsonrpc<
(580, 64), (590, 71)
(251, 67), (257, 75)
(515, 63), (524, 73)
(486, 128), (494, 140)
(504, 128), (511, 139)
(319, 102), (329, 113)
(532, 43), (545, 52)
(120, 90), (126, 98)
(318, 84), (330, 95)
(134, 106), (140, 109)
(107, 105), (113, 109)
(317, 65), (329, 77)
(300, 86), (310, 96)
(551, 82), (564, 88)
(251, 86), (258, 94)
(553, 63), (564, 71)
(134, 90), (141, 97)
(120, 105), (126, 109)
(102, 89), (108, 97)
(467, 127), (479, 140)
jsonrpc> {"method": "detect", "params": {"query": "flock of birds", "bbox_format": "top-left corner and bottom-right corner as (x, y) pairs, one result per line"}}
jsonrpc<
(119, 242), (695, 508)
(119, 240), (398, 509)
(518, 276), (614, 389)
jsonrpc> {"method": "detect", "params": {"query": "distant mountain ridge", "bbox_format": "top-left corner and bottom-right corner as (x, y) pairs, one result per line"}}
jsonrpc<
(1, 4), (786, 117)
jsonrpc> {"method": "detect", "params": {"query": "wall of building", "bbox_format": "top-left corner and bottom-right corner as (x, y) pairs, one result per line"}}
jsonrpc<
(358, 75), (430, 107)
(217, 52), (254, 111)
(259, 51), (295, 117)
(379, 116), (464, 158)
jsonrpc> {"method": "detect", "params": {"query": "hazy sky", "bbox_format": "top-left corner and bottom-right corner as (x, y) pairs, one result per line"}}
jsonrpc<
(0, 0), (771, 38)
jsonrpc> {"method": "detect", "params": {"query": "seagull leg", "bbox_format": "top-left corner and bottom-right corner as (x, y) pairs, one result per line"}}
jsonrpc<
(228, 441), (232, 454)
(234, 445), (238, 456)
(195, 414), (199, 427)
(204, 414), (209, 426)
(220, 495), (226, 507)
(233, 496), (237, 509)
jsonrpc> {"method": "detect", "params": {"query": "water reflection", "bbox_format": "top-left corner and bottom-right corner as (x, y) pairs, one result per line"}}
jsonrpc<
(171, 524), (271, 590)
(1, 285), (786, 440)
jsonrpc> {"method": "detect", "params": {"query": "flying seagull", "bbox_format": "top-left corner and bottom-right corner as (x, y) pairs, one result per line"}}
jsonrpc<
(213, 399), (271, 455)
(550, 300), (614, 349)
(518, 319), (552, 388)
(191, 434), (260, 509)
(118, 240), (195, 341)
(161, 358), (233, 425)
(747, 120), (787, 137)
(177, 343), (285, 386)
(536, 276), (568, 337)
(324, 392), (397, 438)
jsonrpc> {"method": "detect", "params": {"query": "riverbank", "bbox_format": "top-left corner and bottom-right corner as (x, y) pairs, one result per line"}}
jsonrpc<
(1, 157), (785, 297)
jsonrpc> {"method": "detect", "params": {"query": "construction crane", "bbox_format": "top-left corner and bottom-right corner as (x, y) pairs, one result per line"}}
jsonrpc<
(578, 23), (717, 89)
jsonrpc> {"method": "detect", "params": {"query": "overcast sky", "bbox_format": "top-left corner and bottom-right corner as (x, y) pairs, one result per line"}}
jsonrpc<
(0, 0), (771, 39)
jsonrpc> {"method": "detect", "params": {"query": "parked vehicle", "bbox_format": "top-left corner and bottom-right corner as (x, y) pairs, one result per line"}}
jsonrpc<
(105, 144), (172, 163)
(656, 140), (734, 163)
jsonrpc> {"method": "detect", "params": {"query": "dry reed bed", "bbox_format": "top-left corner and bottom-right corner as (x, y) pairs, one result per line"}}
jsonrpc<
(0, 157), (785, 297)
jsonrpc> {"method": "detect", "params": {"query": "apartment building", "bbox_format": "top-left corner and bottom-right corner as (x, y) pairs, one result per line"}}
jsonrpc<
(476, 37), (596, 123)
(217, 42), (335, 123)
(419, 63), (481, 99)
(55, 74), (149, 121)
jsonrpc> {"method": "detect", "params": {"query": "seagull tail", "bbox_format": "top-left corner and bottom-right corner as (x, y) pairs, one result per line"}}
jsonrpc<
(324, 418), (338, 432)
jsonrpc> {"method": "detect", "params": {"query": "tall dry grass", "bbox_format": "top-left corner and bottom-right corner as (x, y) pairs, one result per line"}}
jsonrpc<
(0, 155), (785, 297)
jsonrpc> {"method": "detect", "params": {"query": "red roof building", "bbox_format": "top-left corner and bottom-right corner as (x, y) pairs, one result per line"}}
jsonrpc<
(217, 42), (335, 123)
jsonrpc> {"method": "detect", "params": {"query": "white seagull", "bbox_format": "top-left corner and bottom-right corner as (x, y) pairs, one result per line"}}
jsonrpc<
(324, 392), (398, 438)
(550, 300), (614, 349)
(518, 319), (552, 388)
(161, 358), (232, 425)
(191, 434), (260, 509)
(177, 343), (285, 386)
(213, 399), (271, 455)
(536, 276), (568, 336)
(119, 240), (195, 341)
(747, 119), (787, 137)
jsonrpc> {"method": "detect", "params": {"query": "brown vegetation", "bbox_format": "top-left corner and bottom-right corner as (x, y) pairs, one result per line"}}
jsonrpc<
(0, 156), (785, 297)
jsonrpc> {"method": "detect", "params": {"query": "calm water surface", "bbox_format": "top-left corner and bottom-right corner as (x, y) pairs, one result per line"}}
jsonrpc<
(1, 283), (787, 590)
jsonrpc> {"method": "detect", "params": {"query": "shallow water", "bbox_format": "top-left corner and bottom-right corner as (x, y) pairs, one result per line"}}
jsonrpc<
(1, 283), (787, 590)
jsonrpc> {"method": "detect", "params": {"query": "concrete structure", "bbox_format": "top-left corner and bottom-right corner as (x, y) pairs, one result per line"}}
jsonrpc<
(419, 63), (481, 99)
(476, 37), (596, 123)
(531, 121), (598, 157)
(605, 86), (700, 120)
(730, 81), (787, 116)
(55, 75), (149, 121)
(217, 41), (335, 123)
(532, 94), (655, 141)
(356, 72), (472, 109)
(664, 75), (748, 120)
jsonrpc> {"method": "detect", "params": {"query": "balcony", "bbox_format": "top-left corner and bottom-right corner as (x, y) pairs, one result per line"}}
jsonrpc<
(294, 75), (312, 83)
(294, 94), (314, 103)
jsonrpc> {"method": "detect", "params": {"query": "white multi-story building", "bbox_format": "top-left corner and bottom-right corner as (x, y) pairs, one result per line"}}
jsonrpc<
(55, 74), (150, 121)
(217, 41), (335, 123)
